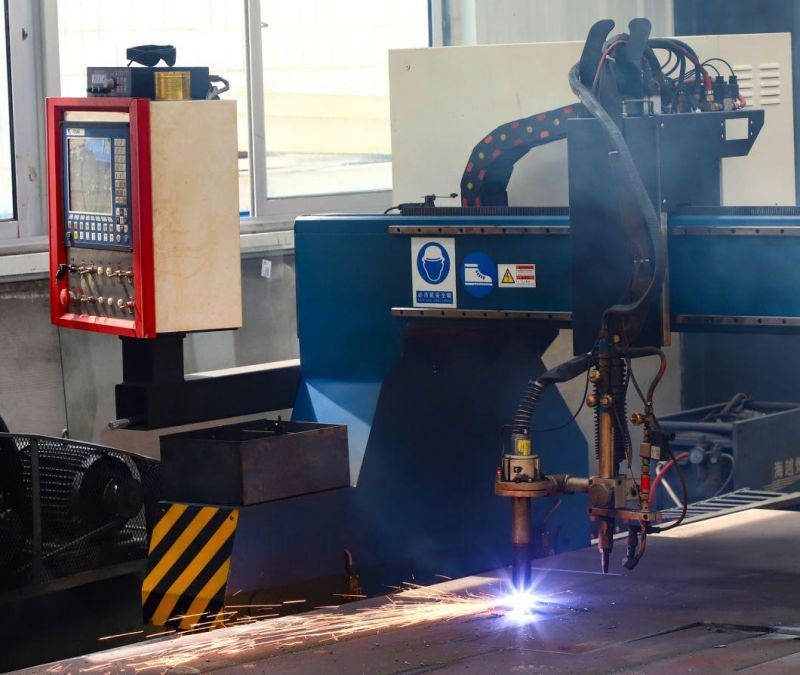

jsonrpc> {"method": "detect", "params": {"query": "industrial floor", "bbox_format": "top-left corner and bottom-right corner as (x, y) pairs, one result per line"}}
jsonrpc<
(18, 508), (800, 674)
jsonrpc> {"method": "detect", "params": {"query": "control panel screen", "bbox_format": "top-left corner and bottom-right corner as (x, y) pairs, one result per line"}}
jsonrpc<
(68, 137), (113, 214)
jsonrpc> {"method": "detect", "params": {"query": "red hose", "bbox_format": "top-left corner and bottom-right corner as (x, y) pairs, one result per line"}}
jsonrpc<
(648, 451), (689, 509)
(673, 45), (713, 91)
(592, 40), (625, 89)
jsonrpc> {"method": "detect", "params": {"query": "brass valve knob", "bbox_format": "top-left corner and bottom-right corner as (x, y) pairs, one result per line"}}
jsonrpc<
(630, 412), (645, 426)
(117, 298), (135, 312)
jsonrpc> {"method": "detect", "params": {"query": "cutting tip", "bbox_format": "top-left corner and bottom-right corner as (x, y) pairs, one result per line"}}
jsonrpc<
(600, 550), (610, 574)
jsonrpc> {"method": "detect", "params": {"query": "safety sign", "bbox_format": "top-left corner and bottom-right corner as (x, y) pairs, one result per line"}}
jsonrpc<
(498, 263), (536, 288)
(412, 237), (457, 307)
(462, 251), (496, 298)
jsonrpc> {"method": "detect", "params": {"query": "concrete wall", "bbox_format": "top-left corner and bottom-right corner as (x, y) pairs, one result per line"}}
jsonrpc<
(0, 252), (299, 442)
(0, 280), (67, 435)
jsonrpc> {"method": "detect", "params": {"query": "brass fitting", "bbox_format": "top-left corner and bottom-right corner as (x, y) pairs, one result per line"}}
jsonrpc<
(586, 393), (598, 407)
(598, 394), (613, 408)
(511, 433), (531, 456)
(588, 368), (601, 383)
(630, 412), (645, 426)
(502, 453), (541, 482)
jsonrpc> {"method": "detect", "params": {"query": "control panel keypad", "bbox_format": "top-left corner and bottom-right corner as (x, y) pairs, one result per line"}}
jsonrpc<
(64, 129), (132, 251)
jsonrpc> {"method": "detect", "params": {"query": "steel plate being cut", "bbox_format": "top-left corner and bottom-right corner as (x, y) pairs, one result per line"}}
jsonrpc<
(17, 508), (800, 674)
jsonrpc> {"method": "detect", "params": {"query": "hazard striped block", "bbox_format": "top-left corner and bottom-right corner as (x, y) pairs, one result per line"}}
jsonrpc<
(142, 503), (239, 630)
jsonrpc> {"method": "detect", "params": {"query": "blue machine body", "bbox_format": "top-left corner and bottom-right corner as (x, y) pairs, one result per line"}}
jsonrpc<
(289, 210), (800, 588)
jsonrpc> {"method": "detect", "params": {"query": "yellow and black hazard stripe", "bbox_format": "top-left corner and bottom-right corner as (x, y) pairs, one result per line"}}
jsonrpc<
(142, 503), (239, 630)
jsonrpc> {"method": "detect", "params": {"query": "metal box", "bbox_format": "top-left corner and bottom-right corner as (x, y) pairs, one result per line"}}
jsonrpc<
(658, 401), (800, 500)
(47, 97), (242, 338)
(160, 419), (350, 506)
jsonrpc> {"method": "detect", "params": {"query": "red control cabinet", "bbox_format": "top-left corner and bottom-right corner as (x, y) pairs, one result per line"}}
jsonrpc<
(47, 97), (242, 338)
(48, 97), (154, 337)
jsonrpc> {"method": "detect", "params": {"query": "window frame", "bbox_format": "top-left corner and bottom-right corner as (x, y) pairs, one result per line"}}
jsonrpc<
(243, 0), (397, 225)
(0, 0), (47, 244)
(0, 0), (429, 260)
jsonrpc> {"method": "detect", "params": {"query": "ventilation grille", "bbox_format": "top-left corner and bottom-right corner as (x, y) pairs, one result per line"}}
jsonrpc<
(734, 63), (754, 107)
(759, 62), (781, 106)
(703, 62), (780, 107)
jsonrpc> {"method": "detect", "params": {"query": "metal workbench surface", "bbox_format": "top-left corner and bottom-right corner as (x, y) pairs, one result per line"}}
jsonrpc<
(19, 508), (800, 674)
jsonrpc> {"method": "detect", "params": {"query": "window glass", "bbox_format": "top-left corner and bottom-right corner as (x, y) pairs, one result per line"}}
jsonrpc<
(56, 0), (251, 214)
(67, 137), (112, 214)
(260, 0), (429, 197)
(0, 0), (14, 222)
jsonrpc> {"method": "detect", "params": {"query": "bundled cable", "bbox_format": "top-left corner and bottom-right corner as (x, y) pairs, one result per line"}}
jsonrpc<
(568, 63), (666, 328)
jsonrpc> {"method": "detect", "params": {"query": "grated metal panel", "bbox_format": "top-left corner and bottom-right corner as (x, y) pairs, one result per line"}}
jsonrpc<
(0, 432), (159, 588)
(659, 487), (800, 525)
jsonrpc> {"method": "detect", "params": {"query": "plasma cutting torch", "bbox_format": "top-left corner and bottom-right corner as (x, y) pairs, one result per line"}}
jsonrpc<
(497, 339), (673, 582)
(494, 18), (718, 580)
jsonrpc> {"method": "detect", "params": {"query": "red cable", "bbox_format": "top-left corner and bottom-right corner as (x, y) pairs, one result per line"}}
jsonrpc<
(673, 46), (713, 91)
(592, 40), (625, 89)
(738, 93), (747, 108)
(648, 451), (689, 509)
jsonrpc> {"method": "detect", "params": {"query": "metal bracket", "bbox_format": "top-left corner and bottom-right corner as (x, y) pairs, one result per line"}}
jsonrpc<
(588, 506), (663, 523)
(391, 308), (572, 322)
(388, 224), (569, 236)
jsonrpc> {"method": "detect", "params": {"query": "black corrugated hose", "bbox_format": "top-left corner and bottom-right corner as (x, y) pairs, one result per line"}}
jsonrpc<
(512, 353), (592, 436)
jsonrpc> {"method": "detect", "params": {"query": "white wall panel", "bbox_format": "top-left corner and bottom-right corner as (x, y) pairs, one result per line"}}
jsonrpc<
(390, 33), (795, 207)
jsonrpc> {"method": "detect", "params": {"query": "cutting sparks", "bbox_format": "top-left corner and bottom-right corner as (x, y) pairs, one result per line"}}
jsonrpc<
(78, 583), (545, 673)
(503, 589), (540, 621)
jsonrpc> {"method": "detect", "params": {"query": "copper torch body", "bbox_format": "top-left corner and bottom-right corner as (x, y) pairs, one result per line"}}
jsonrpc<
(597, 405), (615, 573)
(510, 496), (532, 589)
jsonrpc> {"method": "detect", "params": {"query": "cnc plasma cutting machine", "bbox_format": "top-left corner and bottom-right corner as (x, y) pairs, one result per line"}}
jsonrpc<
(292, 18), (800, 592)
(23, 21), (800, 651)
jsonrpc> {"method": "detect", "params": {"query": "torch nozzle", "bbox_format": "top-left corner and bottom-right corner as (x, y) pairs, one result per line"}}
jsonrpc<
(511, 544), (532, 590)
(597, 518), (613, 574)
(600, 549), (610, 574)
(510, 497), (532, 590)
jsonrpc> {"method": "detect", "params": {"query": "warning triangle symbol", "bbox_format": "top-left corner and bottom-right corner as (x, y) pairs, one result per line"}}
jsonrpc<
(501, 268), (515, 284)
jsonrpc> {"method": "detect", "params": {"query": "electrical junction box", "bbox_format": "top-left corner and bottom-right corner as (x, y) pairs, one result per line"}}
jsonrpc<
(46, 97), (242, 338)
